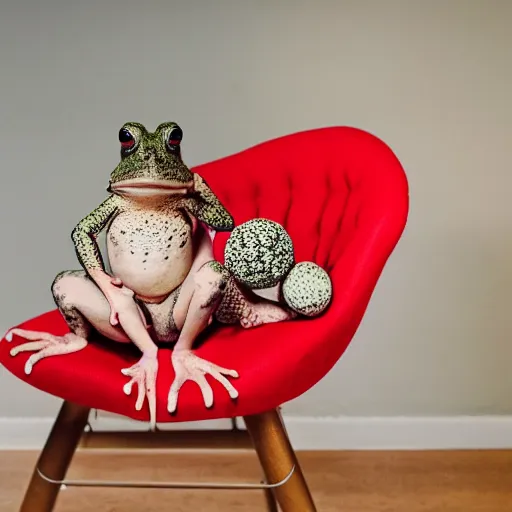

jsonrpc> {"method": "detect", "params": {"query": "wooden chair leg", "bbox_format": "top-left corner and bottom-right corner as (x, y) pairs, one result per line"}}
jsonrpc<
(263, 487), (279, 512)
(20, 401), (90, 512)
(244, 409), (317, 512)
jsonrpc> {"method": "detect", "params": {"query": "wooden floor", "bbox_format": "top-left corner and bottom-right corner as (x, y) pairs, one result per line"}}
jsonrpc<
(1, 449), (511, 511)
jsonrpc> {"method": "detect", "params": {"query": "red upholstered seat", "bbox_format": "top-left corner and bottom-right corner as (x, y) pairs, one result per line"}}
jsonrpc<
(0, 127), (408, 423)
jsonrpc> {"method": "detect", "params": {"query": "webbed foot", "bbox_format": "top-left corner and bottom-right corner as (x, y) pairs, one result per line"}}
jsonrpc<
(168, 349), (239, 414)
(121, 353), (158, 431)
(240, 302), (297, 329)
(6, 328), (87, 375)
(240, 309), (262, 328)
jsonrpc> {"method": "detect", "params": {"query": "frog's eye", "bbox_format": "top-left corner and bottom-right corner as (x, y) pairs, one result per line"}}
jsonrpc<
(119, 128), (136, 150)
(166, 126), (183, 150)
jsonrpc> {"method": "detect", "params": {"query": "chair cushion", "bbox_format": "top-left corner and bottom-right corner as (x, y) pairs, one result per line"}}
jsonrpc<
(0, 126), (408, 423)
(0, 303), (350, 422)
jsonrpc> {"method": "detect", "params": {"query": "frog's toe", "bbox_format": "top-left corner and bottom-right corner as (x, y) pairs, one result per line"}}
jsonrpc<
(240, 310), (261, 328)
(8, 332), (88, 375)
(121, 354), (158, 431)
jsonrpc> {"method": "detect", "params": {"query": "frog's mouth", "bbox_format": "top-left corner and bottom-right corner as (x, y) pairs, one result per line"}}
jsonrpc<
(109, 179), (194, 197)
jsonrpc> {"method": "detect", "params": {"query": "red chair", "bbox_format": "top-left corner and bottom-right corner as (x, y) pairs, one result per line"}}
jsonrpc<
(0, 126), (408, 511)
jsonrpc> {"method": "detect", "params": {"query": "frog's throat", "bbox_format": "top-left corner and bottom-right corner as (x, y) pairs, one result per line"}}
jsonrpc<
(109, 178), (194, 197)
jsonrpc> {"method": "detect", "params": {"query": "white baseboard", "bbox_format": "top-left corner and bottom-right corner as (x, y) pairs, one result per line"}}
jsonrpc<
(1, 414), (512, 451)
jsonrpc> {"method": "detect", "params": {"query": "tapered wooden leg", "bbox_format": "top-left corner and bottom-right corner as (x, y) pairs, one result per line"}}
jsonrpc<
(244, 409), (317, 512)
(20, 401), (90, 512)
(263, 487), (279, 512)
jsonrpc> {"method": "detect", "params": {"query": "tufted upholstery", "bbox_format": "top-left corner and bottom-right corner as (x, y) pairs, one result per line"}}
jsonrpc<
(0, 127), (408, 423)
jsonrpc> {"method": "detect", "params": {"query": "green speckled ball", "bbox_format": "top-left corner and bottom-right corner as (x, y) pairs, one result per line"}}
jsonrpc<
(224, 218), (295, 289)
(282, 262), (332, 317)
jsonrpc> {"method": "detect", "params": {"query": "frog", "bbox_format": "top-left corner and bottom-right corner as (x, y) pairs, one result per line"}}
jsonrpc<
(6, 121), (296, 429)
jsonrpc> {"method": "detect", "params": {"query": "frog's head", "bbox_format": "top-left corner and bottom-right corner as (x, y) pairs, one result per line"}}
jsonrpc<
(108, 122), (194, 198)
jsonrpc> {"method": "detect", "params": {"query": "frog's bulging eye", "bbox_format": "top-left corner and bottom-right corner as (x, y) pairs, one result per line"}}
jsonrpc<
(119, 128), (136, 150)
(166, 126), (183, 150)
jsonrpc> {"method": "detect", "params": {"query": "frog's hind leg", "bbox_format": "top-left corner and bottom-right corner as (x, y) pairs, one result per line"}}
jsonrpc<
(6, 270), (133, 375)
(7, 329), (88, 375)
(216, 277), (297, 329)
(50, 270), (136, 342)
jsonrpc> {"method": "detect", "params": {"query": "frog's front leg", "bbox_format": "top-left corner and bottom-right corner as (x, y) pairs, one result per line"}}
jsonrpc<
(166, 224), (239, 413)
(73, 194), (160, 428)
(166, 259), (295, 414)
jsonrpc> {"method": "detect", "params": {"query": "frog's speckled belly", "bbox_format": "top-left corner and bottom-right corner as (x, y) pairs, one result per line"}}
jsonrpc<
(106, 208), (193, 300)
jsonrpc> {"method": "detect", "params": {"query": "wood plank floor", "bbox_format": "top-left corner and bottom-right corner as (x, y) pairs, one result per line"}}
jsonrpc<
(1, 450), (512, 511)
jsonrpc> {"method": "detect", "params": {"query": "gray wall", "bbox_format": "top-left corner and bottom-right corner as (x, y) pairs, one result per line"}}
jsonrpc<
(1, 0), (511, 418)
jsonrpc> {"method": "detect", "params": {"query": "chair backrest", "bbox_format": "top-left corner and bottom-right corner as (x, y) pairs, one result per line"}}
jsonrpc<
(194, 126), (409, 275)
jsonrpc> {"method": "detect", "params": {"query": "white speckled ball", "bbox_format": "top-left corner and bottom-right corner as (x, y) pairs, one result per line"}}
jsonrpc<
(224, 218), (295, 289)
(282, 262), (332, 317)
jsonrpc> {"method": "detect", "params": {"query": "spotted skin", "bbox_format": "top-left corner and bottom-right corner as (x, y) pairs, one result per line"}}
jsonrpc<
(51, 270), (92, 337)
(215, 275), (247, 324)
(109, 122), (192, 186)
(224, 218), (295, 289)
(7, 121), (301, 425)
(224, 220), (333, 319)
(68, 122), (233, 309)
(71, 194), (123, 271)
(141, 286), (181, 342)
(183, 175), (235, 232)
(106, 202), (194, 299)
(282, 261), (332, 317)
(9, 123), (238, 411)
